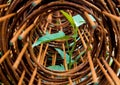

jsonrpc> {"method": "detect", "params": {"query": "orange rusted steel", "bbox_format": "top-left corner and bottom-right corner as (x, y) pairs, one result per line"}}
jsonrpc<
(0, 0), (120, 85)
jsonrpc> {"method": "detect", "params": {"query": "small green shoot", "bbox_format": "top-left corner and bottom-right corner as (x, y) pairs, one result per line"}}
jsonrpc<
(60, 10), (78, 68)
(32, 10), (92, 71)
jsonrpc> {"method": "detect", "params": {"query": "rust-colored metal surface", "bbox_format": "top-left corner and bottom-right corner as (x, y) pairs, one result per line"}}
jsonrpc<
(0, 0), (120, 85)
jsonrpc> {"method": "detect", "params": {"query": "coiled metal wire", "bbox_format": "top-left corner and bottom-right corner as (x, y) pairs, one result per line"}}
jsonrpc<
(0, 0), (120, 85)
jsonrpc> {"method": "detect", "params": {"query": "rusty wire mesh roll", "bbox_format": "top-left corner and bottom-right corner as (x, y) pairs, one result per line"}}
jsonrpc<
(0, 0), (120, 85)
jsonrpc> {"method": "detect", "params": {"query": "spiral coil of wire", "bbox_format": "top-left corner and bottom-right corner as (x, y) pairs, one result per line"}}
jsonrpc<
(0, 0), (120, 85)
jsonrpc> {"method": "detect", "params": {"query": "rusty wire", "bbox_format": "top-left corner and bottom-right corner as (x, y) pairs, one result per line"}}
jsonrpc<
(0, 0), (120, 85)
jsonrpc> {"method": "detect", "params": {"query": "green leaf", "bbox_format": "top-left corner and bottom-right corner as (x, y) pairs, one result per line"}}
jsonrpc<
(60, 10), (76, 28)
(32, 31), (66, 47)
(57, 35), (71, 41)
(73, 14), (96, 27)
(109, 57), (113, 66)
(73, 14), (85, 27)
(60, 10), (78, 38)
(55, 48), (74, 64)
(62, 11), (80, 39)
(47, 64), (65, 71)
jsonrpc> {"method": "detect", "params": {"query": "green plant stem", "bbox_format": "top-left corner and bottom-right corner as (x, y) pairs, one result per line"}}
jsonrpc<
(66, 41), (72, 69)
